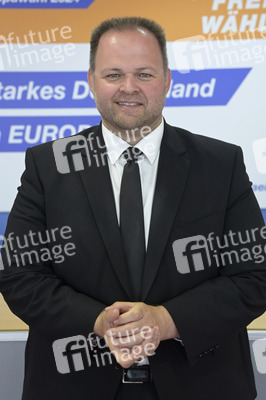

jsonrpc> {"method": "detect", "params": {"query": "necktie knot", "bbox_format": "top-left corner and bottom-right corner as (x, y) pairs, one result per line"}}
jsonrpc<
(122, 147), (143, 163)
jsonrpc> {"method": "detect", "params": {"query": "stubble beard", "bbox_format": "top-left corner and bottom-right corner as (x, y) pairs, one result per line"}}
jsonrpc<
(94, 96), (165, 141)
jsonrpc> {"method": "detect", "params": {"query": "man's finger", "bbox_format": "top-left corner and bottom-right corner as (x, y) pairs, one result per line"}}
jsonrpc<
(107, 331), (145, 349)
(131, 326), (159, 360)
(105, 308), (120, 324)
(106, 322), (140, 339)
(105, 301), (134, 314)
(112, 305), (144, 326)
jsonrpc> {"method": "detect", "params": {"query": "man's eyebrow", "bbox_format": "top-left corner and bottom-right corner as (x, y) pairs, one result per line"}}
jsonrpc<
(101, 67), (157, 73)
(102, 68), (121, 72)
(135, 67), (157, 71)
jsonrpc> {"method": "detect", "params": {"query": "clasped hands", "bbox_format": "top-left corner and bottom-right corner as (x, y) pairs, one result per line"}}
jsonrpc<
(93, 301), (179, 368)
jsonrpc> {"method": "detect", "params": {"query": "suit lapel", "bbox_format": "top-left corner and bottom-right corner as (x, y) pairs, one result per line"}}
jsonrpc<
(141, 123), (190, 300)
(77, 125), (133, 299)
(75, 122), (190, 301)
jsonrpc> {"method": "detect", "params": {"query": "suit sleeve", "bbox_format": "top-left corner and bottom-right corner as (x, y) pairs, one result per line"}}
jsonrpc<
(163, 146), (266, 366)
(0, 147), (105, 340)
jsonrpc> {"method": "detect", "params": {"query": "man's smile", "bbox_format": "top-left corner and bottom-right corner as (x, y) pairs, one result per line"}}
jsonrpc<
(116, 102), (143, 106)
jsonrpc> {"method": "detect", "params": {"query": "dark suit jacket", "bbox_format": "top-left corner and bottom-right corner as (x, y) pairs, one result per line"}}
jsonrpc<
(0, 121), (266, 400)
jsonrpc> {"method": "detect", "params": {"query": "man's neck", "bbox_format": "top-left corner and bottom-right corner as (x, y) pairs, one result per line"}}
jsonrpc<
(102, 119), (163, 145)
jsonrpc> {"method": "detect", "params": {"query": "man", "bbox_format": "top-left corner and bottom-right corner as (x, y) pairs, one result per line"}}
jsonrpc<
(0, 17), (266, 400)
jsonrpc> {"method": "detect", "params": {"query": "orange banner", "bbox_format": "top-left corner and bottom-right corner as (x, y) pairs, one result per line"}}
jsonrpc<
(0, 0), (266, 43)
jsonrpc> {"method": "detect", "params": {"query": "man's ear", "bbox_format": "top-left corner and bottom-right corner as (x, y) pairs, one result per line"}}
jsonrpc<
(87, 69), (94, 94)
(165, 68), (171, 94)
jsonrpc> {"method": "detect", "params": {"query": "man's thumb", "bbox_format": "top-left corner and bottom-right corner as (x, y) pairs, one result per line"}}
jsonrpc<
(105, 308), (120, 323)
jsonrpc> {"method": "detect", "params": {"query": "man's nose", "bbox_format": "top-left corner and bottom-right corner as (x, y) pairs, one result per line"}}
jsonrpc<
(119, 76), (140, 94)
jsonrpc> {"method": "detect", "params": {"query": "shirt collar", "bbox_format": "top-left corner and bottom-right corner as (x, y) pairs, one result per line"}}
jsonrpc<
(102, 120), (164, 165)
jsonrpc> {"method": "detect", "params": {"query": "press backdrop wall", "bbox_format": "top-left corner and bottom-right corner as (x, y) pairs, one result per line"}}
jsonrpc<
(0, 0), (265, 333)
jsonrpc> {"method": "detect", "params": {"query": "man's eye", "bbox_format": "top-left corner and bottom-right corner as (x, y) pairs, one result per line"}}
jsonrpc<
(107, 74), (120, 79)
(139, 73), (152, 78)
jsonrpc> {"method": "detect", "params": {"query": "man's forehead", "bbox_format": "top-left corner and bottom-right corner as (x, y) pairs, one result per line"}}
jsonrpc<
(98, 27), (153, 44)
(93, 27), (165, 72)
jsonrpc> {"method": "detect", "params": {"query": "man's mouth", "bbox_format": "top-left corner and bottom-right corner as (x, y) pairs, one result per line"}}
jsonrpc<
(116, 102), (142, 106)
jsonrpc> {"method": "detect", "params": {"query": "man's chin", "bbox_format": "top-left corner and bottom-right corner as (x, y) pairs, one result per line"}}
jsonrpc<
(111, 117), (146, 133)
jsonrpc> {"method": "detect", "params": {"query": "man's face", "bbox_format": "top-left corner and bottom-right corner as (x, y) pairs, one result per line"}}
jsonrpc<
(88, 28), (171, 137)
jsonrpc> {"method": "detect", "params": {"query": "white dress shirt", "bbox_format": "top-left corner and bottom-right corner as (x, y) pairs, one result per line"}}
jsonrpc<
(102, 120), (164, 247)
(101, 121), (183, 362)
(102, 121), (164, 366)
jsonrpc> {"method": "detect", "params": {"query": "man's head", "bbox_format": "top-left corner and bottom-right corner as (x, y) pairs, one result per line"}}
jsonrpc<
(88, 17), (171, 143)
(89, 17), (169, 77)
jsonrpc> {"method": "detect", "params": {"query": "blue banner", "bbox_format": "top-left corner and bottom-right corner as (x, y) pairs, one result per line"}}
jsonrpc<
(0, 116), (101, 152)
(262, 209), (266, 224)
(0, 0), (94, 9)
(253, 183), (266, 193)
(0, 212), (9, 242)
(166, 68), (251, 106)
(0, 69), (251, 109)
(0, 72), (95, 108)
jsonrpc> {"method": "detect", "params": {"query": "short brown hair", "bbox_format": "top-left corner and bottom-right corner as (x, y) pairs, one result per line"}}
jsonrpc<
(90, 17), (168, 75)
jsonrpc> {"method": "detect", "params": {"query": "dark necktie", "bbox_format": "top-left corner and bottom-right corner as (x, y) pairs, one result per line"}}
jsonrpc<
(120, 147), (146, 300)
